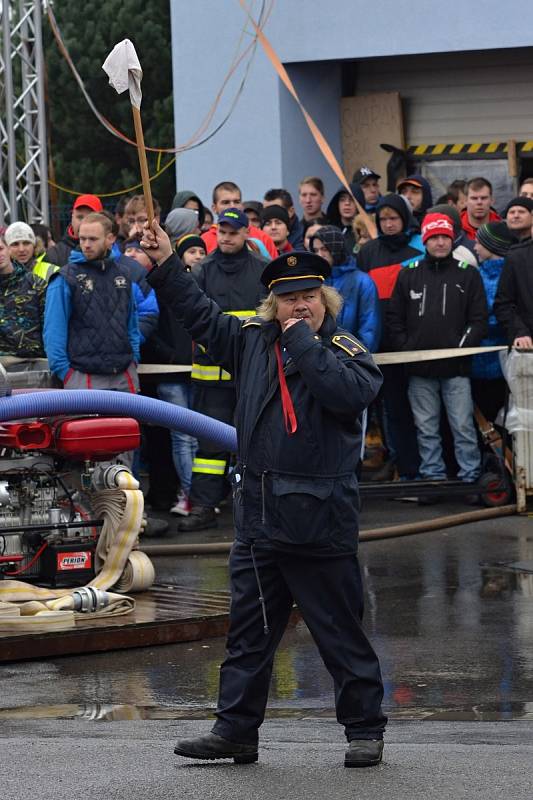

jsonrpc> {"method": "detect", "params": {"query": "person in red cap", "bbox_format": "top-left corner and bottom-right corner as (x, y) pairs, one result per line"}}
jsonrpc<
(46, 193), (104, 267)
(388, 212), (488, 502)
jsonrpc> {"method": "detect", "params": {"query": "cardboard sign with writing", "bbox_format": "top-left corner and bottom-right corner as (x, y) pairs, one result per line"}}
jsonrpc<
(341, 93), (405, 185)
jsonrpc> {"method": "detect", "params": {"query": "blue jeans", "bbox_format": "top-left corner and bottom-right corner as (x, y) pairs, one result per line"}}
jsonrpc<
(407, 376), (481, 483)
(156, 382), (197, 494)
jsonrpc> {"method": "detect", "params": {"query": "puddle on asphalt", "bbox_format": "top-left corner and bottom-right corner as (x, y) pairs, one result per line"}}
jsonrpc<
(480, 560), (533, 597)
(1, 702), (533, 722)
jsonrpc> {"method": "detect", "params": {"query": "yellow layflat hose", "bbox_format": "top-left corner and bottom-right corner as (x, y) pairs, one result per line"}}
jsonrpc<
(0, 470), (154, 630)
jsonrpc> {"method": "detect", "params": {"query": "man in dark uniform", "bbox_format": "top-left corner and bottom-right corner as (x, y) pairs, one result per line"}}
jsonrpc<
(142, 221), (387, 768)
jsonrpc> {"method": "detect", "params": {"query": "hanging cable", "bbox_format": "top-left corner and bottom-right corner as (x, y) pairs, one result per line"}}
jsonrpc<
(47, 156), (176, 198)
(45, 1), (272, 155)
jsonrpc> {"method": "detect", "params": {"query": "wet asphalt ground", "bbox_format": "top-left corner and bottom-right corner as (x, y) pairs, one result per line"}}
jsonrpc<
(1, 495), (533, 798)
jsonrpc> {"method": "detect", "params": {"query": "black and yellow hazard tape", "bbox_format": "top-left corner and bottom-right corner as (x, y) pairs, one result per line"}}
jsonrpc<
(408, 142), (533, 158)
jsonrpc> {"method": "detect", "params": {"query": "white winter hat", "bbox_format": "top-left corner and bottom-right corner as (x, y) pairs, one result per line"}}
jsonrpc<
(5, 221), (36, 246)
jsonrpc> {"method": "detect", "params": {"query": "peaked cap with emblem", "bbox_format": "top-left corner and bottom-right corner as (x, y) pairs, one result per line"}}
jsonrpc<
(261, 251), (331, 295)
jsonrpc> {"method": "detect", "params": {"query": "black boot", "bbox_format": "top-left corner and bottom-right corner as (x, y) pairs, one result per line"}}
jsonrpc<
(174, 732), (258, 764)
(177, 505), (218, 532)
(142, 516), (169, 537)
(344, 739), (384, 768)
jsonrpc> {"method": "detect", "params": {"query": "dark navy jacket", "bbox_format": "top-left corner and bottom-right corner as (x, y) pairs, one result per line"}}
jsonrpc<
(148, 254), (383, 555)
(44, 254), (140, 379)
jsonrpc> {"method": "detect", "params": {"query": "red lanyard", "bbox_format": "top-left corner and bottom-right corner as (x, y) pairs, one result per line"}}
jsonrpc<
(274, 340), (298, 435)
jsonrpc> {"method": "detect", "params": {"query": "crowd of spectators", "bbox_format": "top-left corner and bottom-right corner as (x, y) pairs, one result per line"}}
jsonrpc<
(1, 165), (533, 524)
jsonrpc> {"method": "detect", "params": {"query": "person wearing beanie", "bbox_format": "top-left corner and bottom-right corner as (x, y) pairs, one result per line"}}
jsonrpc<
(427, 203), (478, 266)
(175, 234), (207, 269)
(469, 222), (516, 421)
(309, 225), (380, 352)
(263, 188), (304, 249)
(396, 175), (433, 224)
(0, 230), (46, 360)
(164, 208), (201, 247)
(504, 196), (533, 242)
(326, 183), (366, 255)
(389, 213), (488, 500)
(357, 194), (425, 482)
(476, 221), (517, 259)
(260, 205), (292, 255)
(5, 221), (59, 282)
(46, 193), (104, 267)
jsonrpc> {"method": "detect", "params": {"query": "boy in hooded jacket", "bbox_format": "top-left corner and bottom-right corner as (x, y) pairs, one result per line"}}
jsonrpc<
(309, 225), (380, 352)
(356, 194), (425, 480)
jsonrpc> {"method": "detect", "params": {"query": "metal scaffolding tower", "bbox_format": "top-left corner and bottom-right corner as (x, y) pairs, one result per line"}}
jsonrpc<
(0, 0), (48, 224)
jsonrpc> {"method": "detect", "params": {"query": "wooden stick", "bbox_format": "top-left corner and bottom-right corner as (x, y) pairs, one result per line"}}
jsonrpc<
(507, 139), (518, 178)
(132, 105), (155, 225)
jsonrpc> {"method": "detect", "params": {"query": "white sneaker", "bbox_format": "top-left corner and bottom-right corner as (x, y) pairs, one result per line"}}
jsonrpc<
(170, 491), (191, 516)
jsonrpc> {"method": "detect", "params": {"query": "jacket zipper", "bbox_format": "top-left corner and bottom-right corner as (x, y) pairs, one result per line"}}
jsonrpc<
(261, 470), (268, 524)
(419, 285), (427, 317)
(442, 283), (447, 316)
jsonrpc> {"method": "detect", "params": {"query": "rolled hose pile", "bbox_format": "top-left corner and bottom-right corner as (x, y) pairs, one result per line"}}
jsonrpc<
(0, 389), (238, 452)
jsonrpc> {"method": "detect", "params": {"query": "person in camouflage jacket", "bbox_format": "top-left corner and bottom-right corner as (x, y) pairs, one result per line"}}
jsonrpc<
(0, 235), (46, 358)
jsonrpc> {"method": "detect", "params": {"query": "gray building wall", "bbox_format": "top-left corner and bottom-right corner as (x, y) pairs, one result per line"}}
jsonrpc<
(170, 0), (531, 211)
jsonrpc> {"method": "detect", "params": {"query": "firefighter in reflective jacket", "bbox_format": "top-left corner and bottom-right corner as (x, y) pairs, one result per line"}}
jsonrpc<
(143, 222), (387, 768)
(179, 207), (267, 531)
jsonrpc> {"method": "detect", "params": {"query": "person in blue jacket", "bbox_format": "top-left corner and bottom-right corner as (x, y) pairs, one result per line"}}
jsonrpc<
(472, 221), (517, 421)
(309, 225), (380, 352)
(44, 212), (141, 393)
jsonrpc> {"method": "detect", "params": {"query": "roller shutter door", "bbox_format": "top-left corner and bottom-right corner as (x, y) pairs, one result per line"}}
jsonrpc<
(353, 48), (533, 146)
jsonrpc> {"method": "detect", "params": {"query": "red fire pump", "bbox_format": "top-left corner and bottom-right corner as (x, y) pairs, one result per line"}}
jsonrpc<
(0, 416), (140, 587)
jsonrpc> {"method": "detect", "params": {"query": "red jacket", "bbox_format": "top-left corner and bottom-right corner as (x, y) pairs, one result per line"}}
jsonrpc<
(460, 208), (501, 241)
(202, 224), (278, 259)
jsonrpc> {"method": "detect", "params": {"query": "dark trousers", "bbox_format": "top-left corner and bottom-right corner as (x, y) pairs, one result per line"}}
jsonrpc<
(381, 364), (420, 479)
(212, 542), (387, 744)
(140, 379), (178, 508)
(190, 384), (236, 508)
(471, 377), (507, 424)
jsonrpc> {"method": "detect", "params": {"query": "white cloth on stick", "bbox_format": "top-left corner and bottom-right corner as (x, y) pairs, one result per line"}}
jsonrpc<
(102, 39), (142, 109)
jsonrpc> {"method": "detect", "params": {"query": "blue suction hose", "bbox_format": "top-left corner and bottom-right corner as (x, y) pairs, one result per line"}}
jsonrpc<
(0, 390), (238, 452)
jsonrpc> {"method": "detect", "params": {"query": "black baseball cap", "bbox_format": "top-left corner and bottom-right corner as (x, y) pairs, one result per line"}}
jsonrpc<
(352, 166), (381, 184)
